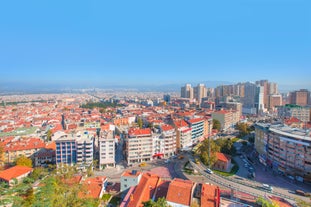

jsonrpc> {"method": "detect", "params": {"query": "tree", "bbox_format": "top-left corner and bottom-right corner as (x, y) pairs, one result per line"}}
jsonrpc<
(236, 123), (252, 138)
(143, 197), (169, 207)
(46, 129), (53, 141)
(16, 155), (32, 167)
(196, 139), (220, 167)
(256, 197), (279, 207)
(212, 119), (221, 131)
(215, 138), (236, 156)
(190, 201), (200, 207)
(0, 145), (4, 169)
(31, 165), (99, 207)
(137, 117), (143, 129)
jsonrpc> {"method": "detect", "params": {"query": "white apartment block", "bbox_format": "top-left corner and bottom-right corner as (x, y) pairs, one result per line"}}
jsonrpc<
(99, 130), (115, 168)
(126, 128), (153, 165)
(161, 125), (177, 157)
(174, 120), (192, 151)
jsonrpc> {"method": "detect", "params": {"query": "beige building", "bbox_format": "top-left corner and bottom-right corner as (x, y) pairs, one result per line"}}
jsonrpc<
(255, 123), (311, 180)
(125, 128), (153, 165)
(211, 110), (240, 130)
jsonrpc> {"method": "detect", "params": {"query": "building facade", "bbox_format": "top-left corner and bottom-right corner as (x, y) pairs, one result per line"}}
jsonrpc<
(277, 104), (310, 123)
(186, 118), (204, 144)
(125, 128), (153, 165)
(99, 131), (116, 168)
(55, 131), (94, 168)
(255, 123), (311, 180)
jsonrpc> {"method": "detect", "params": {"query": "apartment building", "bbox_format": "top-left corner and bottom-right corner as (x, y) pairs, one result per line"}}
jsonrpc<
(99, 130), (115, 168)
(211, 110), (240, 131)
(186, 118), (204, 144)
(277, 104), (310, 122)
(181, 84), (194, 100)
(255, 123), (311, 179)
(55, 131), (94, 168)
(173, 119), (192, 151)
(120, 170), (142, 192)
(289, 89), (310, 106)
(161, 125), (177, 157)
(125, 128), (153, 165)
(1, 137), (45, 165)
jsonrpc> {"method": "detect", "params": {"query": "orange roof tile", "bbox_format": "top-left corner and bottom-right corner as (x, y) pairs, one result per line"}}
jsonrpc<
(161, 124), (174, 131)
(127, 173), (161, 207)
(0, 166), (33, 182)
(188, 118), (204, 124)
(201, 184), (220, 207)
(216, 152), (230, 163)
(79, 176), (107, 199)
(166, 178), (194, 206)
(128, 128), (151, 136)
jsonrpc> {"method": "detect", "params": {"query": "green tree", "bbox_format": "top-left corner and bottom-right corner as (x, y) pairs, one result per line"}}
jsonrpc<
(32, 165), (99, 207)
(143, 197), (169, 207)
(256, 197), (279, 207)
(46, 129), (53, 141)
(0, 145), (4, 169)
(137, 117), (143, 129)
(212, 119), (221, 131)
(236, 123), (252, 138)
(216, 138), (236, 156)
(15, 155), (32, 167)
(196, 139), (220, 167)
(191, 201), (200, 207)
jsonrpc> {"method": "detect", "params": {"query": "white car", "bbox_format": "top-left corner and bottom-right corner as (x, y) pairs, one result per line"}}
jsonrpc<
(205, 168), (213, 174)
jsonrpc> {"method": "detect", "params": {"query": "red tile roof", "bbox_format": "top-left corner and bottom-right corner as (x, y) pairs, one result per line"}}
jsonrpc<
(127, 173), (161, 207)
(3, 137), (45, 152)
(128, 128), (151, 136)
(166, 178), (194, 206)
(121, 171), (142, 178)
(0, 166), (33, 182)
(161, 124), (174, 131)
(201, 184), (220, 207)
(268, 196), (293, 207)
(188, 118), (204, 124)
(79, 176), (107, 199)
(173, 120), (189, 128)
(216, 152), (230, 163)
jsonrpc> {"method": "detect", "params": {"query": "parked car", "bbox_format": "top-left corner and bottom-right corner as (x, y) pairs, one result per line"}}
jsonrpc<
(295, 190), (310, 196)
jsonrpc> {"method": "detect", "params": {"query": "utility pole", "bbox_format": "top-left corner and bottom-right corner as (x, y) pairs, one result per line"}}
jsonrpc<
(208, 119), (212, 168)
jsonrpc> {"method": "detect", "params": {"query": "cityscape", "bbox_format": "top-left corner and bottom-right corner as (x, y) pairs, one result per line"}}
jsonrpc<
(1, 1), (311, 207)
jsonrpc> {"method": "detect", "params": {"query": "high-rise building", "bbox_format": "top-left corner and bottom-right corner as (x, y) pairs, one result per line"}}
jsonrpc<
(289, 89), (310, 106)
(242, 82), (257, 108)
(268, 94), (282, 111)
(255, 86), (265, 114)
(181, 84), (194, 100)
(194, 83), (207, 103)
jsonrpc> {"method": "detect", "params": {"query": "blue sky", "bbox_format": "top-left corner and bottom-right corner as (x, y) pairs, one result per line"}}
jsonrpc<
(0, 0), (310, 90)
